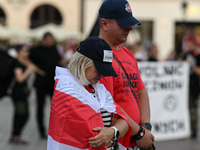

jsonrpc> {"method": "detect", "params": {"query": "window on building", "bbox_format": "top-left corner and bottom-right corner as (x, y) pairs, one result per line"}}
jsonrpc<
(0, 7), (6, 25)
(175, 22), (200, 56)
(30, 4), (62, 28)
(123, 21), (153, 61)
(127, 21), (153, 50)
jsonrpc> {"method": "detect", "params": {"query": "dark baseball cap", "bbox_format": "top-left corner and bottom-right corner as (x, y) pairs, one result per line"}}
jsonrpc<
(99, 0), (141, 27)
(77, 36), (117, 77)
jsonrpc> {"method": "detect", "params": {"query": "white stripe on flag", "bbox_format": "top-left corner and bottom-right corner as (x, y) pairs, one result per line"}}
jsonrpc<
(118, 142), (127, 150)
(47, 135), (89, 150)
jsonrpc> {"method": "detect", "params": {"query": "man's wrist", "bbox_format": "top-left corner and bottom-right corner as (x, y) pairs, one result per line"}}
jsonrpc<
(140, 122), (152, 131)
(132, 126), (145, 140)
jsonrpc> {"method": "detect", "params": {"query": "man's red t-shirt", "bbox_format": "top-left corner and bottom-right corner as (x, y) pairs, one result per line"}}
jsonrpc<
(100, 45), (145, 125)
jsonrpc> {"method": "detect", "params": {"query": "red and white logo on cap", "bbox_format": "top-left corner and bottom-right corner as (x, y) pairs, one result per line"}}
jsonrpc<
(125, 3), (132, 13)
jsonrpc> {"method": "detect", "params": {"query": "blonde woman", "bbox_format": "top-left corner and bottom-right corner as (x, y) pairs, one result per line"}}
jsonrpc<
(47, 36), (132, 150)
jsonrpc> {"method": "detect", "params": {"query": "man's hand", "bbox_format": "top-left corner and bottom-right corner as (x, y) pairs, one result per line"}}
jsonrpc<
(135, 128), (154, 149)
(88, 127), (114, 148)
(142, 126), (155, 142)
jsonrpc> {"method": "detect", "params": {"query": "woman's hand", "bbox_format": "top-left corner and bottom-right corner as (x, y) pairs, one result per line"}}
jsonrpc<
(88, 127), (114, 148)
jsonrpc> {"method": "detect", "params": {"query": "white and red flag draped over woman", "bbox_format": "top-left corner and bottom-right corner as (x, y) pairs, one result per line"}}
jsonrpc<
(47, 67), (132, 150)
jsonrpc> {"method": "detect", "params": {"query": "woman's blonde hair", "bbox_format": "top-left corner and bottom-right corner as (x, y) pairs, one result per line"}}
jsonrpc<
(68, 51), (94, 85)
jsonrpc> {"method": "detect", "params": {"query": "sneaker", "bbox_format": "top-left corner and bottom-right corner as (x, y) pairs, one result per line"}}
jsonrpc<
(8, 136), (30, 145)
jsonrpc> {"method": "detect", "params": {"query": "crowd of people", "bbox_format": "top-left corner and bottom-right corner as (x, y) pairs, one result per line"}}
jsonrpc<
(0, 0), (199, 149)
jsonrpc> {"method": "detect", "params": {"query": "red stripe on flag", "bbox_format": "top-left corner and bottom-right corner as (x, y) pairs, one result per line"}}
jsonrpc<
(48, 89), (106, 150)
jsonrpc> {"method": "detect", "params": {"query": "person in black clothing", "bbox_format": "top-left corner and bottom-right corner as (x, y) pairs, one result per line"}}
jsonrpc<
(185, 36), (200, 139)
(0, 48), (15, 99)
(178, 35), (200, 139)
(9, 44), (35, 145)
(29, 32), (61, 138)
(148, 43), (158, 61)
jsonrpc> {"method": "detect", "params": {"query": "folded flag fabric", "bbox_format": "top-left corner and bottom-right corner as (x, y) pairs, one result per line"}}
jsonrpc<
(47, 67), (132, 150)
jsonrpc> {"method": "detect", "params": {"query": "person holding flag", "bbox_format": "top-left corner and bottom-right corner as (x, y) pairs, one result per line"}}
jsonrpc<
(47, 36), (132, 150)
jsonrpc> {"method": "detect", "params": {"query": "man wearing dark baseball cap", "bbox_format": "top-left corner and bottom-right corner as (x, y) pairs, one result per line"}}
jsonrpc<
(99, 0), (155, 150)
(99, 0), (141, 27)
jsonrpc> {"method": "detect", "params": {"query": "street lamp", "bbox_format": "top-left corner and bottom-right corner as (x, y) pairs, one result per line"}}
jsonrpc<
(182, 1), (188, 23)
(181, 1), (188, 52)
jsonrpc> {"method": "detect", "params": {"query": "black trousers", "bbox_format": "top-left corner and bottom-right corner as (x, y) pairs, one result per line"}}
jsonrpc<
(35, 86), (53, 135)
(11, 97), (29, 136)
(189, 90), (199, 136)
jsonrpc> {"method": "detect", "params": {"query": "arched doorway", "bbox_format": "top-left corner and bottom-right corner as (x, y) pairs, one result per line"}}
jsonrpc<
(30, 4), (62, 29)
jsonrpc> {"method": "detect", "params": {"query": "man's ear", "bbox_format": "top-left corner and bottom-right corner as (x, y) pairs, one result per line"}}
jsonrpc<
(100, 18), (109, 32)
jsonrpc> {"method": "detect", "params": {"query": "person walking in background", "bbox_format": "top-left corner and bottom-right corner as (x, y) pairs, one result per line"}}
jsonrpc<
(59, 36), (79, 68)
(129, 41), (146, 61)
(178, 35), (200, 139)
(29, 32), (61, 139)
(47, 36), (132, 150)
(166, 50), (176, 61)
(8, 44), (35, 145)
(63, 36), (78, 62)
(148, 43), (159, 61)
(98, 0), (154, 149)
(0, 48), (15, 99)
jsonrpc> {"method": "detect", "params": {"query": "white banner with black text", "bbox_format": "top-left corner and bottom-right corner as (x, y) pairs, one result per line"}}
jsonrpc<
(138, 61), (190, 141)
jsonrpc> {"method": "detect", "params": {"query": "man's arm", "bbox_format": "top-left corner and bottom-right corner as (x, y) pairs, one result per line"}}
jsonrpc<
(189, 63), (200, 76)
(121, 107), (154, 149)
(138, 89), (150, 124)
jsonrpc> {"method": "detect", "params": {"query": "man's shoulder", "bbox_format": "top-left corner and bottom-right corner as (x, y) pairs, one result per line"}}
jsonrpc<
(116, 45), (136, 59)
(118, 45), (128, 50)
(118, 45), (132, 54)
